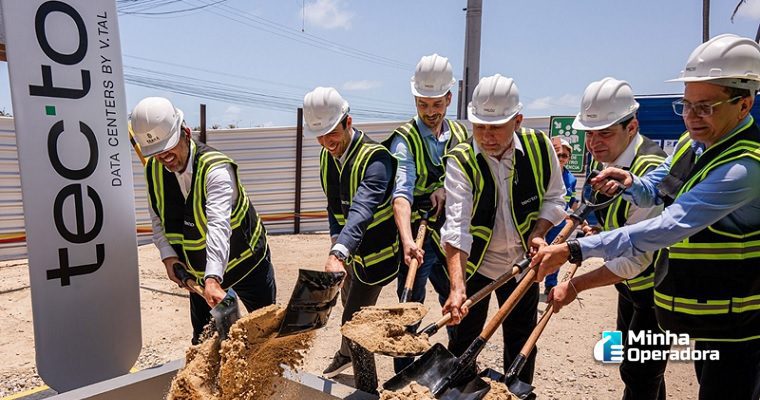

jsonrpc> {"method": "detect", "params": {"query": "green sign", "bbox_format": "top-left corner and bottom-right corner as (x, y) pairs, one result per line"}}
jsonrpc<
(549, 116), (586, 173)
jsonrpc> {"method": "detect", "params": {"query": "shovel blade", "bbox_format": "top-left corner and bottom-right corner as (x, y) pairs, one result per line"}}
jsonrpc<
(209, 288), (240, 340)
(382, 343), (461, 395)
(438, 375), (491, 400)
(478, 368), (535, 400)
(277, 269), (345, 337)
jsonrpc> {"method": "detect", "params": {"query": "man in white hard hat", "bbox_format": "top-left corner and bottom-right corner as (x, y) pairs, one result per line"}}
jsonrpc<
(548, 78), (670, 400)
(532, 34), (760, 399)
(441, 74), (567, 384)
(383, 53), (469, 372)
(541, 137), (578, 295)
(303, 87), (400, 380)
(131, 97), (276, 344)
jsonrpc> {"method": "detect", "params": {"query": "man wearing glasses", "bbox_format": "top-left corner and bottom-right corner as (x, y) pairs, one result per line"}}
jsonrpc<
(532, 35), (760, 399)
(548, 78), (668, 399)
(131, 97), (276, 344)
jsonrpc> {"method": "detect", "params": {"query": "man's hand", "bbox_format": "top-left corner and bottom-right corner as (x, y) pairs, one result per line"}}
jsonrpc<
(530, 243), (570, 281)
(325, 254), (347, 277)
(162, 257), (184, 287)
(591, 167), (632, 196)
(429, 187), (446, 217)
(547, 281), (577, 313)
(402, 239), (425, 267)
(527, 233), (548, 258)
(202, 277), (226, 308)
(442, 286), (469, 325)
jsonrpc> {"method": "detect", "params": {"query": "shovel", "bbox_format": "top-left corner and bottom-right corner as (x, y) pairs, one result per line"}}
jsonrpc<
(277, 268), (345, 337)
(172, 263), (241, 341)
(399, 209), (432, 303)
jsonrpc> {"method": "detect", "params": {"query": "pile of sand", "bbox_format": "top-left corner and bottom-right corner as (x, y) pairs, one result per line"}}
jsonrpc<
(482, 377), (515, 400)
(379, 381), (435, 400)
(168, 304), (314, 400)
(341, 303), (431, 355)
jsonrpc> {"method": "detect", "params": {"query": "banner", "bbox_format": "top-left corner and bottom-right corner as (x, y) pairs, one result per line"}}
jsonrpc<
(549, 116), (586, 173)
(2, 0), (140, 391)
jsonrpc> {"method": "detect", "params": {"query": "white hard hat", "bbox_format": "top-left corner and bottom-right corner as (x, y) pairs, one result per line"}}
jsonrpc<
(467, 74), (523, 125)
(411, 53), (456, 98)
(668, 34), (760, 92)
(572, 77), (640, 131)
(130, 97), (184, 157)
(303, 87), (350, 138)
(559, 138), (572, 152)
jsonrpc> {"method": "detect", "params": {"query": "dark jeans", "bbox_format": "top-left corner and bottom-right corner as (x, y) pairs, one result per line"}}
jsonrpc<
(190, 253), (276, 344)
(448, 272), (539, 384)
(394, 236), (452, 373)
(616, 290), (668, 400)
(694, 339), (760, 400)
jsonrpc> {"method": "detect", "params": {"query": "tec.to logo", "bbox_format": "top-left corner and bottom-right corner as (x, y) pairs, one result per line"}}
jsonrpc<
(594, 330), (624, 363)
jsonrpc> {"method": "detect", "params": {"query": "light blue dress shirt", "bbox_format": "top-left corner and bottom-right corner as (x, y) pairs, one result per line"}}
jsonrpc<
(579, 116), (760, 260)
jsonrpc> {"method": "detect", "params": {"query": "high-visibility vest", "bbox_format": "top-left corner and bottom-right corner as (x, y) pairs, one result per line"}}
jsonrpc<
(653, 117), (760, 341)
(590, 135), (666, 305)
(321, 130), (400, 285)
(444, 128), (553, 279)
(146, 141), (269, 288)
(383, 118), (469, 259)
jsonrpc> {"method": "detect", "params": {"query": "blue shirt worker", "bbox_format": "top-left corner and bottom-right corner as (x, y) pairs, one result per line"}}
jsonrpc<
(550, 78), (669, 400)
(303, 87), (400, 379)
(442, 74), (567, 385)
(542, 137), (578, 294)
(383, 54), (469, 372)
(532, 35), (760, 400)
(132, 97), (276, 345)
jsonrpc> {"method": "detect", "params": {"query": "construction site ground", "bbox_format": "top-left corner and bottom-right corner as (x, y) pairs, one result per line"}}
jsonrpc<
(1, 233), (699, 399)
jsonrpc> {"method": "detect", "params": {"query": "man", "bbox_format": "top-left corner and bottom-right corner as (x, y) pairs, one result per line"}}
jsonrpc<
(303, 87), (400, 379)
(532, 34), (760, 400)
(384, 53), (469, 372)
(441, 74), (567, 384)
(549, 78), (669, 400)
(542, 137), (578, 295)
(131, 97), (276, 345)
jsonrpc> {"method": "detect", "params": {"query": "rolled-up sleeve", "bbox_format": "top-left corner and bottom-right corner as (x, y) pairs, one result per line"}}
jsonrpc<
(389, 135), (416, 204)
(440, 160), (474, 254)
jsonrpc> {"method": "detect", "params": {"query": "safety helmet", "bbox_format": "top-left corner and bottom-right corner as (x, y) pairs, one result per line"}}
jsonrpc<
(130, 97), (184, 157)
(411, 53), (456, 98)
(559, 138), (573, 153)
(303, 87), (350, 138)
(572, 77), (639, 131)
(467, 74), (523, 125)
(668, 34), (760, 92)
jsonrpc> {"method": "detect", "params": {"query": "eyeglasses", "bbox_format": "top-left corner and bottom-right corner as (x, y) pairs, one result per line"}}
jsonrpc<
(672, 96), (742, 117)
(557, 153), (570, 159)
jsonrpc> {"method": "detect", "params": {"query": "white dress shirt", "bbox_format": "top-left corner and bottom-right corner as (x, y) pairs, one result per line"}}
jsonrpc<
(148, 141), (238, 282)
(440, 132), (567, 281)
(597, 133), (663, 279)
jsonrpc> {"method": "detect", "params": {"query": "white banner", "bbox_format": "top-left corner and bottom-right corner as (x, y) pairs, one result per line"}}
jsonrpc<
(1, 0), (140, 392)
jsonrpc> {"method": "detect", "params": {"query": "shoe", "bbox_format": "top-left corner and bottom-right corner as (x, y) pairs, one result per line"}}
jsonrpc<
(323, 351), (352, 378)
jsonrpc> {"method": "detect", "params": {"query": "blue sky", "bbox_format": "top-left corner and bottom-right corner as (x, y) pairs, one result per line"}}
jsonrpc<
(2, 0), (760, 128)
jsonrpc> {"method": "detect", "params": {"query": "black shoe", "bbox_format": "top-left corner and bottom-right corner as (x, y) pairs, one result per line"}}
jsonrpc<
(323, 351), (352, 378)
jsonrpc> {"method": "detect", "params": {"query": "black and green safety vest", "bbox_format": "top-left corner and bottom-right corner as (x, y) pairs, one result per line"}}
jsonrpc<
(320, 130), (400, 285)
(444, 128), (553, 279)
(589, 135), (666, 305)
(653, 118), (760, 341)
(383, 118), (469, 258)
(145, 141), (269, 288)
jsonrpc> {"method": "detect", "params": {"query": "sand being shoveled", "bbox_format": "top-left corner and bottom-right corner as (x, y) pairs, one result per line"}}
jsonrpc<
(379, 381), (435, 400)
(168, 304), (314, 400)
(341, 303), (431, 355)
(482, 377), (516, 400)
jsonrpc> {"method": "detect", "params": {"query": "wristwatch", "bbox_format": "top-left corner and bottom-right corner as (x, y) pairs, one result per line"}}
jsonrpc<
(329, 249), (349, 263)
(205, 274), (222, 284)
(566, 240), (583, 264)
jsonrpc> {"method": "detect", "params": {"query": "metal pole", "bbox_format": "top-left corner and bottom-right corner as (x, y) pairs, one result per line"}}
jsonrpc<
(461, 0), (482, 115)
(457, 79), (464, 120)
(294, 108), (304, 234)
(199, 104), (207, 143)
(702, 0), (709, 43)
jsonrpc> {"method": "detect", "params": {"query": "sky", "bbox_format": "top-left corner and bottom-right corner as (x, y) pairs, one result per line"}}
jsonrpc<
(2, 0), (760, 128)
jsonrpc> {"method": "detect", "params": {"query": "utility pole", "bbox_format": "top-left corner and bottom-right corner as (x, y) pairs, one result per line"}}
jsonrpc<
(461, 0), (482, 117)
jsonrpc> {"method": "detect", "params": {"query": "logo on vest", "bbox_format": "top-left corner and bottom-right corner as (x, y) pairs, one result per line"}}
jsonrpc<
(184, 220), (195, 228)
(520, 195), (538, 206)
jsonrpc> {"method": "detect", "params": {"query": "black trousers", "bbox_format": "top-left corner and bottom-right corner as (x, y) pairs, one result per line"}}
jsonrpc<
(694, 339), (760, 400)
(616, 288), (668, 400)
(189, 252), (277, 344)
(338, 262), (385, 357)
(448, 272), (539, 384)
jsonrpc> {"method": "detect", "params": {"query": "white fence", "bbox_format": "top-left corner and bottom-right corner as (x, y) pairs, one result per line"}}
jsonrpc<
(0, 116), (551, 261)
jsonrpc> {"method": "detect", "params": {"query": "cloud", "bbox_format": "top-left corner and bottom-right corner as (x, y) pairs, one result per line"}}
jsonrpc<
(526, 94), (580, 111)
(303, 0), (353, 30)
(735, 0), (760, 19)
(342, 80), (382, 91)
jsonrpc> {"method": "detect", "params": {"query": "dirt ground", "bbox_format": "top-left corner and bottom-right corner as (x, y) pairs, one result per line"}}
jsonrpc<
(0, 233), (699, 399)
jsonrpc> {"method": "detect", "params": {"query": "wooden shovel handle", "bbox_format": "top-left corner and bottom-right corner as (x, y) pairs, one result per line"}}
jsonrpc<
(184, 279), (205, 297)
(402, 219), (428, 292)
